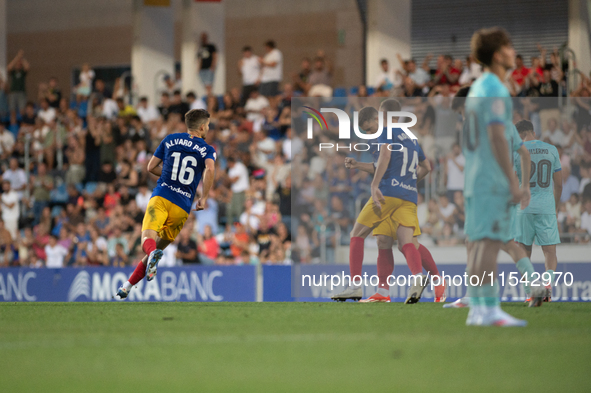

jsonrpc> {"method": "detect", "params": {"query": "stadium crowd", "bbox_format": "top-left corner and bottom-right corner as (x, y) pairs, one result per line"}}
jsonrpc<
(0, 40), (590, 267)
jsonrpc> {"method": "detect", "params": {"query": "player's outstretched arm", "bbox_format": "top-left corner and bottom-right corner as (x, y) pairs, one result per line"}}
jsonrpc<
(195, 158), (215, 211)
(147, 155), (163, 178)
(417, 158), (431, 182)
(488, 124), (520, 203)
(345, 157), (375, 174)
(517, 145), (531, 209)
(553, 170), (562, 214)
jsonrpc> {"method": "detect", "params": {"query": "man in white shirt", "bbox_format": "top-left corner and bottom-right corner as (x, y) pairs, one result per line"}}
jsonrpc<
(244, 90), (269, 131)
(406, 59), (430, 88)
(580, 200), (591, 234)
(3, 158), (27, 198)
(259, 40), (283, 97)
(239, 46), (261, 105)
(1, 181), (19, 239)
(45, 235), (69, 268)
(227, 157), (250, 224)
(136, 96), (160, 123)
(541, 118), (567, 147)
(445, 143), (465, 200)
(37, 98), (56, 124)
(135, 184), (151, 212)
(375, 59), (397, 91)
(0, 124), (15, 159)
(186, 92), (207, 110)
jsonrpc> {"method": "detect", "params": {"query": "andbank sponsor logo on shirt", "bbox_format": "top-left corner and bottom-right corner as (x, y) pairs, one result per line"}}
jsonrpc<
(161, 182), (192, 199)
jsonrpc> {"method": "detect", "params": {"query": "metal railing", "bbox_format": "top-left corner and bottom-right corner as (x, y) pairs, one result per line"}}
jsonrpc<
(319, 222), (342, 264)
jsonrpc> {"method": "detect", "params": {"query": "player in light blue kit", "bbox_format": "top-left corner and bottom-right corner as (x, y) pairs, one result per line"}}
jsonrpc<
(445, 88), (544, 309)
(462, 28), (531, 326)
(116, 109), (216, 299)
(514, 119), (562, 302)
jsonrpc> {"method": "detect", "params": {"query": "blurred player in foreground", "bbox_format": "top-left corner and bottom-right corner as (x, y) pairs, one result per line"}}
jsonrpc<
(461, 28), (531, 326)
(331, 106), (445, 303)
(445, 88), (544, 308)
(116, 109), (216, 299)
(514, 119), (562, 302)
(330, 100), (432, 304)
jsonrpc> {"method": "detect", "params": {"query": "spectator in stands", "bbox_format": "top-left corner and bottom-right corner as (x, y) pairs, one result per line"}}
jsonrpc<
(375, 59), (396, 92)
(580, 199), (591, 235)
(433, 55), (460, 86)
(437, 194), (457, 229)
(29, 163), (54, 226)
(444, 143), (465, 200)
(46, 77), (62, 108)
(561, 165), (580, 203)
(44, 235), (68, 268)
(259, 40), (283, 98)
(186, 91), (206, 111)
(197, 225), (219, 264)
(169, 90), (189, 119)
(244, 89), (269, 130)
(0, 123), (15, 162)
(293, 57), (311, 93)
(1, 181), (19, 240)
(511, 55), (530, 95)
(542, 118), (567, 147)
(197, 32), (218, 96)
(176, 228), (199, 264)
(226, 156), (250, 225)
(75, 63), (95, 102)
(158, 92), (171, 120)
(308, 56), (333, 97)
(239, 46), (261, 106)
(136, 96), (159, 123)
(7, 50), (29, 117)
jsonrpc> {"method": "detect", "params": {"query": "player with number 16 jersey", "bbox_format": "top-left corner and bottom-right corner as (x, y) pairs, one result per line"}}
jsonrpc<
(116, 109), (216, 300)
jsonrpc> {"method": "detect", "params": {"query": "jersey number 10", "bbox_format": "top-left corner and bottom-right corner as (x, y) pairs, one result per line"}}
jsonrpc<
(171, 152), (197, 185)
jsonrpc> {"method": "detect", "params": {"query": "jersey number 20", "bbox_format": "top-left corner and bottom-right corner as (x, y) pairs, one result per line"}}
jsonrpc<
(171, 152), (197, 185)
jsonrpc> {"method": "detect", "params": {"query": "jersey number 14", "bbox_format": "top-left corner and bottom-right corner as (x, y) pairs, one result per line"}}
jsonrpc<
(397, 147), (418, 180)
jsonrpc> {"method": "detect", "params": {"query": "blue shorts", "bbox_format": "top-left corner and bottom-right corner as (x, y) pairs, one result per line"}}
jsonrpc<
(505, 204), (521, 243)
(515, 213), (560, 246)
(465, 195), (511, 242)
(199, 69), (215, 86)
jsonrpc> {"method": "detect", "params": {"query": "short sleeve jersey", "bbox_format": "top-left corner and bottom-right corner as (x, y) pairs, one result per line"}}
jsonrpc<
(514, 139), (561, 214)
(463, 72), (513, 198)
(152, 133), (216, 213)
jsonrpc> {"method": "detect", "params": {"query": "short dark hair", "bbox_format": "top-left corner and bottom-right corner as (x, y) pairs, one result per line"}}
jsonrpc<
(379, 98), (401, 113)
(265, 40), (276, 48)
(515, 119), (534, 136)
(139, 96), (148, 102)
(452, 86), (471, 111)
(173, 89), (181, 96)
(359, 106), (378, 129)
(471, 27), (512, 67)
(186, 91), (196, 99)
(380, 58), (388, 64)
(185, 109), (210, 131)
(161, 92), (170, 98)
(243, 46), (252, 52)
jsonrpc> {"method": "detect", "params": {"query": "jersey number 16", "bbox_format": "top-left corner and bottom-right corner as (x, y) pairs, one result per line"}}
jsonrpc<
(171, 152), (197, 185)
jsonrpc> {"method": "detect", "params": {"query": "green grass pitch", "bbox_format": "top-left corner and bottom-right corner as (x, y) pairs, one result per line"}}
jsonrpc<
(1, 302), (590, 392)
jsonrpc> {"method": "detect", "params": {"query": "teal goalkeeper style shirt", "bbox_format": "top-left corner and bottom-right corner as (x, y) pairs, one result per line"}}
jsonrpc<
(463, 72), (513, 198)
(514, 139), (561, 214)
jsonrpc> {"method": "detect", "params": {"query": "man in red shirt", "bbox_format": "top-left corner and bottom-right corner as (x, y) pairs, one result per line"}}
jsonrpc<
(511, 55), (530, 90)
(434, 55), (460, 86)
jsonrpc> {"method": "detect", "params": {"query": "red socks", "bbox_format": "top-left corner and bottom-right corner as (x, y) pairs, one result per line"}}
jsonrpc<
(349, 237), (364, 284)
(401, 243), (422, 275)
(377, 249), (394, 289)
(128, 260), (146, 285)
(418, 244), (439, 276)
(142, 238), (157, 255)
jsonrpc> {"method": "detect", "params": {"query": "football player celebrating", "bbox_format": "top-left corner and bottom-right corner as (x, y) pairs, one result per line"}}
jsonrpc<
(330, 106), (445, 303)
(330, 99), (431, 304)
(116, 109), (216, 299)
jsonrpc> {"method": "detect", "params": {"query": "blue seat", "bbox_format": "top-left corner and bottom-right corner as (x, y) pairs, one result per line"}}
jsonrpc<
(84, 182), (98, 194)
(217, 96), (224, 110)
(367, 87), (375, 96)
(333, 87), (347, 97)
(349, 86), (358, 96)
(50, 183), (68, 203)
